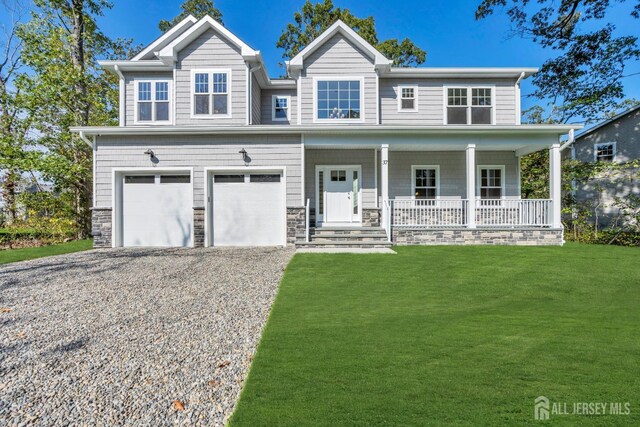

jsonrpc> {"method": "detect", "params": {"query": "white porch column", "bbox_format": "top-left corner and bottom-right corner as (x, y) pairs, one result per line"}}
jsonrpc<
(549, 142), (562, 228)
(381, 144), (389, 225)
(466, 144), (476, 228)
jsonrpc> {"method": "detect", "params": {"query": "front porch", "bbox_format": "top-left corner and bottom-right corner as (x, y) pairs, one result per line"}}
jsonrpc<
(298, 135), (564, 246)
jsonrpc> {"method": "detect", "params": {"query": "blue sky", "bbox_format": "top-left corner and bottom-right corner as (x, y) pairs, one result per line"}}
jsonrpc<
(3, 0), (640, 120)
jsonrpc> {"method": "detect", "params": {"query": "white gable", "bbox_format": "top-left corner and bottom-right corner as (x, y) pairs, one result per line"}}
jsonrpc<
(131, 15), (198, 61)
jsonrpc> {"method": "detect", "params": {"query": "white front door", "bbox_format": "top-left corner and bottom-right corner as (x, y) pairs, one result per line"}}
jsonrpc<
(319, 166), (361, 225)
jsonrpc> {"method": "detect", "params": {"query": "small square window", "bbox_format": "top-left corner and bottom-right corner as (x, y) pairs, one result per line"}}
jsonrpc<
(272, 96), (289, 121)
(595, 143), (615, 162)
(399, 87), (417, 111)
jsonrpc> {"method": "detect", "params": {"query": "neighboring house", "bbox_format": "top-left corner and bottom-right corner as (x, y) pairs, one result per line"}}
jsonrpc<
(568, 105), (640, 227)
(72, 16), (580, 248)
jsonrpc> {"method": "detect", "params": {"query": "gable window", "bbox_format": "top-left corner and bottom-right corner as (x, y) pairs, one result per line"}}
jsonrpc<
(446, 87), (493, 125)
(136, 80), (171, 123)
(399, 86), (417, 111)
(478, 166), (504, 199)
(315, 79), (362, 120)
(272, 95), (290, 121)
(594, 142), (616, 162)
(192, 69), (230, 117)
(412, 166), (439, 199)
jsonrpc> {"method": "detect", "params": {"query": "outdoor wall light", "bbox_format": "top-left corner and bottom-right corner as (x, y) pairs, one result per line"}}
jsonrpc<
(239, 148), (248, 161)
(144, 149), (155, 159)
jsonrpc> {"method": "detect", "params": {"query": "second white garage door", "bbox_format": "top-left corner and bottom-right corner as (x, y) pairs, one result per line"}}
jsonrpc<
(211, 172), (285, 246)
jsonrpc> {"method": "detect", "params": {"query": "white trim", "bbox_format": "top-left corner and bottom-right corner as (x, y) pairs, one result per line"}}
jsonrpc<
(593, 141), (617, 162)
(314, 164), (363, 225)
(411, 165), (440, 199)
(312, 76), (365, 123)
(112, 167), (194, 248)
(131, 15), (198, 61)
(133, 78), (173, 125)
(374, 149), (378, 208)
(375, 71), (380, 124)
(157, 15), (258, 64)
(443, 85), (495, 125)
(288, 20), (391, 72)
(271, 95), (291, 122)
(190, 68), (232, 119)
(397, 85), (418, 113)
(92, 137), (96, 206)
(296, 72), (302, 125)
(383, 67), (538, 78)
(516, 155), (522, 197)
(476, 165), (506, 199)
(301, 136), (305, 206)
(246, 62), (251, 125)
(515, 71), (525, 125)
(203, 166), (287, 247)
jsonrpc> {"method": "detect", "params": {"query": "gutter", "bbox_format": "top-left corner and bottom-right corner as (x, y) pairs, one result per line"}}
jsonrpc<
(113, 65), (126, 126)
(78, 131), (93, 148)
(559, 128), (575, 151)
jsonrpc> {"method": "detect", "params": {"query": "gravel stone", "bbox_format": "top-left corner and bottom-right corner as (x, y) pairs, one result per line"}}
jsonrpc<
(0, 247), (294, 426)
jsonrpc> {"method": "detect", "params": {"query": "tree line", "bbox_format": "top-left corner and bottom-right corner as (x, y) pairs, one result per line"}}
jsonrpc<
(0, 0), (638, 243)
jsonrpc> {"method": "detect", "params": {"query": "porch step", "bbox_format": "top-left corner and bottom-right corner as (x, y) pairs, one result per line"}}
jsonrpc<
(296, 226), (391, 248)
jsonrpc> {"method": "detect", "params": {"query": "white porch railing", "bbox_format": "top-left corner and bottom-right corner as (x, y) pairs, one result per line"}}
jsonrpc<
(391, 199), (468, 227)
(476, 199), (551, 227)
(382, 199), (392, 241)
(390, 199), (552, 228)
(305, 198), (310, 242)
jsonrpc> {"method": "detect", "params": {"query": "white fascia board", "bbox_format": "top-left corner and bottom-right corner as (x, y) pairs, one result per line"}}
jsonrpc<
(288, 20), (392, 71)
(382, 67), (539, 79)
(131, 15), (198, 61)
(98, 60), (172, 73)
(158, 15), (258, 64)
(71, 124), (583, 137)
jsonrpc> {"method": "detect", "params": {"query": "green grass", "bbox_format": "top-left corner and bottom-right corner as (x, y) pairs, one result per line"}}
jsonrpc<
(231, 243), (640, 426)
(0, 239), (92, 265)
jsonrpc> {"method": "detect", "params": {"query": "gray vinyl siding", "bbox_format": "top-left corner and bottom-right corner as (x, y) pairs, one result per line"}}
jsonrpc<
(123, 72), (173, 126)
(251, 74), (261, 124)
(94, 134), (302, 207)
(300, 34), (377, 124)
(379, 78), (517, 125)
(389, 151), (520, 198)
(175, 29), (247, 125)
(261, 88), (297, 124)
(305, 149), (377, 209)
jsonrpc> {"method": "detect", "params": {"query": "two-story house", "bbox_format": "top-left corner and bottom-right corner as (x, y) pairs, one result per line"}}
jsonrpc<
(72, 16), (580, 248)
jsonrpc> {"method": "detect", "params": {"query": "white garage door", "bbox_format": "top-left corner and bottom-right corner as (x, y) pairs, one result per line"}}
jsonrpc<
(212, 172), (285, 246)
(121, 174), (193, 247)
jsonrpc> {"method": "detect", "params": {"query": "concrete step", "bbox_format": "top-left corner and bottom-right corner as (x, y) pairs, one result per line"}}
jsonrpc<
(295, 240), (392, 249)
(310, 234), (389, 242)
(311, 227), (386, 236)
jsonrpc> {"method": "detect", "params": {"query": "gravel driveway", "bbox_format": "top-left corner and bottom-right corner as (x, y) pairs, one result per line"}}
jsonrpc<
(0, 247), (294, 426)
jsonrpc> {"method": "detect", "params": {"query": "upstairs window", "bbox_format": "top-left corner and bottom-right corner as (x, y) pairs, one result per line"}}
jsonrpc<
(136, 81), (171, 123)
(446, 87), (493, 125)
(594, 143), (616, 162)
(399, 86), (417, 111)
(316, 79), (361, 120)
(412, 166), (439, 199)
(192, 70), (230, 117)
(272, 95), (290, 121)
(479, 167), (504, 199)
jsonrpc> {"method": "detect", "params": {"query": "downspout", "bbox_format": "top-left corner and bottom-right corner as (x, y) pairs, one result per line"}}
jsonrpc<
(247, 63), (263, 125)
(113, 65), (125, 126)
(515, 71), (525, 125)
(560, 128), (575, 151)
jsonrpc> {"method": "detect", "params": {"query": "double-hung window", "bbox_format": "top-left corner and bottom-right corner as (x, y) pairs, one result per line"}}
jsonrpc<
(192, 69), (230, 117)
(594, 142), (616, 162)
(136, 80), (171, 123)
(316, 79), (362, 121)
(272, 95), (290, 121)
(446, 87), (493, 125)
(412, 166), (439, 199)
(478, 167), (504, 199)
(398, 86), (417, 111)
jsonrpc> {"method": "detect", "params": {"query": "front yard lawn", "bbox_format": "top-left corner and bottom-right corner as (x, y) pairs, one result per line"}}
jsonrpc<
(231, 243), (640, 426)
(0, 239), (92, 265)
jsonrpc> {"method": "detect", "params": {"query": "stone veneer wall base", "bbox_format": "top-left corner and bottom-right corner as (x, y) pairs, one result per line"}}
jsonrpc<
(392, 228), (564, 246)
(287, 207), (306, 244)
(91, 207), (112, 248)
(193, 207), (205, 247)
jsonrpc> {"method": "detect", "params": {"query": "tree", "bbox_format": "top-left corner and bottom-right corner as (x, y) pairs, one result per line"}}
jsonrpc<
(0, 0), (30, 225)
(278, 0), (426, 69)
(17, 0), (134, 237)
(159, 0), (223, 32)
(476, 0), (640, 124)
